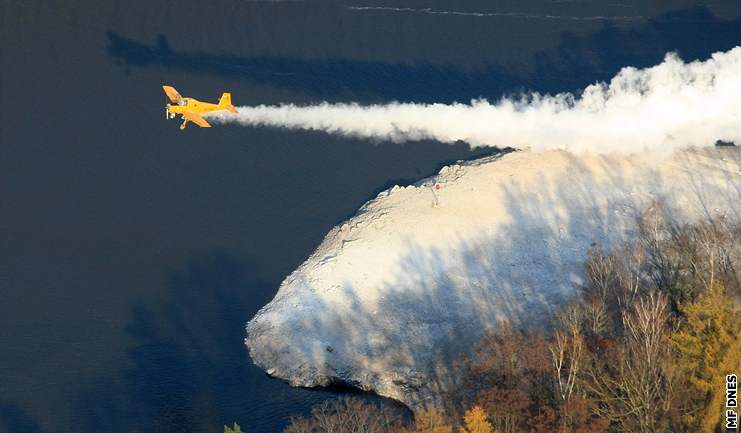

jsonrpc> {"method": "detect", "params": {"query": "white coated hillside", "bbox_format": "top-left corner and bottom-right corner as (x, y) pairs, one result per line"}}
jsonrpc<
(246, 147), (741, 409)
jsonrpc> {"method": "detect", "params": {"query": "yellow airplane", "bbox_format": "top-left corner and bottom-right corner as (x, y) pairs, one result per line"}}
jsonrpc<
(163, 85), (237, 130)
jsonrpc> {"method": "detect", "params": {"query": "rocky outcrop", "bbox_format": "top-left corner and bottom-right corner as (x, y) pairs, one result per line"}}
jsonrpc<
(246, 147), (741, 409)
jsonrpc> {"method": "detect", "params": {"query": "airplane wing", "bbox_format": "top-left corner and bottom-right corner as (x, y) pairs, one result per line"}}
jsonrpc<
(162, 85), (183, 104)
(183, 112), (212, 128)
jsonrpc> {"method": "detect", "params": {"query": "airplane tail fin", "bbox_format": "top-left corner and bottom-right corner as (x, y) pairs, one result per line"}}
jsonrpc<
(219, 92), (237, 113)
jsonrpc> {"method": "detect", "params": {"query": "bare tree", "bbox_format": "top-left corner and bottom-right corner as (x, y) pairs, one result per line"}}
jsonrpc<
(550, 321), (583, 404)
(583, 244), (644, 337)
(284, 416), (313, 433)
(622, 292), (668, 369)
(549, 306), (588, 433)
(637, 205), (687, 306)
(584, 292), (675, 433)
(585, 246), (617, 305)
(581, 297), (608, 337)
(283, 396), (406, 433)
(612, 243), (644, 315)
(685, 218), (740, 295)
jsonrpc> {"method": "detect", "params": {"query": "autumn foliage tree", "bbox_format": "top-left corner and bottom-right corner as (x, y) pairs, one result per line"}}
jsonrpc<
(404, 406), (453, 433)
(458, 406), (493, 433)
(669, 283), (741, 433)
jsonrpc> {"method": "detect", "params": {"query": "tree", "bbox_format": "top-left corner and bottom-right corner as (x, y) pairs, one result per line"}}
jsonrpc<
(459, 406), (493, 433)
(477, 387), (529, 433)
(224, 422), (244, 433)
(669, 283), (741, 433)
(407, 406), (453, 433)
(282, 396), (405, 433)
(582, 244), (643, 338)
(636, 205), (740, 312)
(550, 306), (584, 404)
(637, 205), (690, 309)
(583, 292), (675, 433)
(468, 326), (549, 433)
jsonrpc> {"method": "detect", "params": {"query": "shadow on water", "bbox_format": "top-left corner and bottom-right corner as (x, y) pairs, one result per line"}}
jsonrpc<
(105, 32), (525, 103)
(0, 403), (44, 433)
(106, 6), (741, 103)
(66, 253), (331, 433)
(535, 6), (741, 84)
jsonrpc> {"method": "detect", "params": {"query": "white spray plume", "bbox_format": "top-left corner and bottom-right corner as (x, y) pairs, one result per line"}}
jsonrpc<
(207, 47), (740, 153)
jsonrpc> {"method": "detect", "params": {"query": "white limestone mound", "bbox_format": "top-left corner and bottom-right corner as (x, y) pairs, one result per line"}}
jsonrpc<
(246, 147), (741, 409)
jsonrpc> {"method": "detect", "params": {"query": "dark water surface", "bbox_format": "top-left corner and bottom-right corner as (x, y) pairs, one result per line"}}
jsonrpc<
(2, 1), (740, 432)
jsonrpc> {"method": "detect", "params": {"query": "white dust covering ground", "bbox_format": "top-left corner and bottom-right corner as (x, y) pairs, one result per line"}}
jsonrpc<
(246, 147), (741, 409)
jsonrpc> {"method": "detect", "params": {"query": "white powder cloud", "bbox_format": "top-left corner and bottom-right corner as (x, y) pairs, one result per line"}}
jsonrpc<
(207, 47), (740, 154)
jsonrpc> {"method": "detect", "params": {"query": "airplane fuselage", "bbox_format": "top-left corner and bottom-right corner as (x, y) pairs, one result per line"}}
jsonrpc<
(166, 98), (220, 116)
